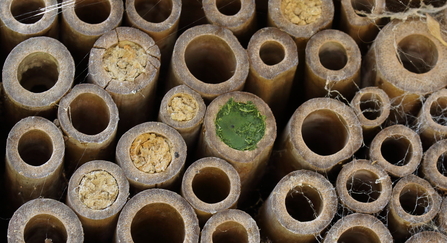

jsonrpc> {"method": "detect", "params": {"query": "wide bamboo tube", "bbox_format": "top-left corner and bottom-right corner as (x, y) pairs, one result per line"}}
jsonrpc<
(115, 188), (199, 243)
(437, 196), (447, 235)
(405, 231), (447, 243)
(8, 198), (84, 242)
(421, 139), (447, 192)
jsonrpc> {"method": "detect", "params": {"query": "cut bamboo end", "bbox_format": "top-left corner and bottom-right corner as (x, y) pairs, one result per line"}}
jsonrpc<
(421, 139), (447, 192)
(200, 209), (260, 243)
(8, 198), (84, 242)
(57, 83), (119, 176)
(369, 124), (422, 178)
(405, 231), (447, 243)
(181, 157), (241, 225)
(437, 197), (447, 234)
(259, 170), (338, 242)
(417, 89), (447, 149)
(168, 24), (248, 102)
(66, 160), (129, 242)
(2, 36), (75, 126)
(322, 213), (392, 243)
(116, 122), (187, 193)
(115, 188), (199, 243)
(336, 159), (392, 214)
(158, 85), (206, 149)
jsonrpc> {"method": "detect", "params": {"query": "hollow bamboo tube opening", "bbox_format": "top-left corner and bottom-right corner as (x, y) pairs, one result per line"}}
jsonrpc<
(369, 124), (422, 178)
(421, 139), (447, 192)
(181, 157), (241, 225)
(115, 188), (199, 243)
(201, 209), (260, 243)
(2, 36), (75, 126)
(168, 24), (248, 102)
(8, 198), (84, 242)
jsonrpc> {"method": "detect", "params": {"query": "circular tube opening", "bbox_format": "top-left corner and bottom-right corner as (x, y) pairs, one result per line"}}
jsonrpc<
(351, 0), (375, 17)
(69, 93), (110, 135)
(346, 170), (382, 203)
(11, 0), (45, 24)
(184, 35), (237, 84)
(285, 185), (323, 222)
(135, 0), (172, 23)
(337, 226), (381, 243)
(24, 214), (68, 243)
(216, 0), (241, 16)
(397, 34), (438, 74)
(192, 167), (231, 204)
(380, 137), (413, 166)
(75, 0), (111, 24)
(212, 221), (248, 243)
(18, 130), (53, 166)
(436, 152), (447, 177)
(430, 97), (447, 126)
(17, 52), (59, 93)
(319, 42), (348, 71)
(399, 184), (431, 215)
(302, 109), (349, 156)
(131, 203), (185, 243)
(259, 41), (285, 66)
(359, 94), (383, 120)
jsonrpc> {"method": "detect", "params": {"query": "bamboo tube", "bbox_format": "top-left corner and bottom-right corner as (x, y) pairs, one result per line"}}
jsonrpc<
(158, 85), (206, 149)
(421, 139), (447, 192)
(0, 0), (58, 55)
(115, 188), (199, 243)
(437, 196), (447, 234)
(336, 159), (392, 214)
(2, 36), (75, 127)
(369, 124), (422, 178)
(388, 174), (442, 242)
(181, 157), (241, 225)
(5, 116), (65, 212)
(259, 170), (337, 243)
(116, 121), (187, 193)
(200, 209), (260, 243)
(167, 24), (249, 102)
(322, 213), (392, 243)
(89, 26), (161, 133)
(7, 198), (84, 242)
(57, 83), (119, 176)
(244, 27), (298, 119)
(405, 231), (447, 243)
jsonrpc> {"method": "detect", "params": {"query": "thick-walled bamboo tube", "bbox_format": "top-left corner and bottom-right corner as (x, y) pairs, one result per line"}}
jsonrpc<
(305, 29), (361, 100)
(66, 160), (129, 243)
(369, 124), (422, 178)
(115, 188), (199, 243)
(158, 85), (206, 149)
(2, 36), (75, 126)
(0, 0), (58, 55)
(167, 24), (249, 102)
(259, 170), (337, 243)
(116, 122), (187, 193)
(57, 83), (119, 176)
(437, 196), (447, 234)
(405, 231), (447, 243)
(8, 198), (84, 242)
(181, 157), (241, 225)
(421, 139), (447, 192)
(245, 27), (298, 119)
(5, 116), (65, 212)
(200, 209), (260, 243)
(322, 213), (392, 243)
(388, 175), (442, 242)
(336, 159), (392, 214)
(89, 27), (161, 133)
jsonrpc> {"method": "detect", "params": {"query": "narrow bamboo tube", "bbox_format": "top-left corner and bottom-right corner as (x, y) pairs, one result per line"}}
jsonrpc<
(167, 24), (249, 102)
(369, 124), (422, 178)
(116, 122), (187, 193)
(0, 0), (58, 55)
(437, 196), (447, 234)
(200, 209), (260, 243)
(336, 159), (392, 214)
(2, 36), (75, 126)
(8, 198), (84, 242)
(421, 139), (447, 192)
(388, 175), (442, 242)
(245, 27), (298, 119)
(57, 83), (119, 176)
(115, 188), (199, 243)
(89, 26), (161, 133)
(259, 170), (337, 243)
(5, 116), (65, 212)
(158, 85), (206, 149)
(181, 157), (241, 225)
(405, 231), (447, 243)
(322, 213), (392, 243)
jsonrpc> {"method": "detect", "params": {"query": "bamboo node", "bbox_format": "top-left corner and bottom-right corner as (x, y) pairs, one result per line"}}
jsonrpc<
(168, 93), (198, 122)
(282, 0), (322, 25)
(78, 170), (119, 210)
(130, 133), (172, 173)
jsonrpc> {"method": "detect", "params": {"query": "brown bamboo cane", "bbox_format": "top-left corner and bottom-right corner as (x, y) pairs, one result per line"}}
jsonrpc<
(421, 139), (447, 192)
(405, 231), (447, 243)
(437, 196), (447, 235)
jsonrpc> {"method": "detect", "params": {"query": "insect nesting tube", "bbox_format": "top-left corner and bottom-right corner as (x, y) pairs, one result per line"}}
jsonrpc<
(421, 139), (447, 192)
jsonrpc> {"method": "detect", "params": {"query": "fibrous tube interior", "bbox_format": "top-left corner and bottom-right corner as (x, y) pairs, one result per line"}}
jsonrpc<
(184, 35), (236, 84)
(168, 93), (198, 122)
(75, 0), (111, 24)
(346, 170), (381, 203)
(192, 167), (231, 203)
(216, 0), (241, 16)
(18, 130), (53, 166)
(131, 203), (185, 243)
(380, 136), (412, 166)
(259, 41), (285, 66)
(337, 226), (381, 243)
(359, 93), (382, 120)
(212, 221), (248, 243)
(69, 93), (110, 135)
(17, 52), (59, 93)
(135, 0), (172, 23)
(301, 109), (349, 156)
(130, 133), (172, 173)
(11, 0), (45, 24)
(285, 185), (323, 222)
(437, 152), (447, 177)
(318, 42), (348, 71)
(430, 97), (447, 126)
(396, 34), (438, 74)
(399, 184), (431, 215)
(24, 214), (68, 243)
(78, 170), (119, 210)
(351, 0), (374, 16)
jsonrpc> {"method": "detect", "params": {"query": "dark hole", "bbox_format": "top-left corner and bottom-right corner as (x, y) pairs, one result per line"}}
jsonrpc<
(192, 167), (231, 203)
(319, 42), (348, 71)
(399, 184), (431, 216)
(18, 52), (59, 93)
(24, 214), (68, 243)
(11, 0), (45, 24)
(285, 185), (322, 222)
(18, 130), (53, 166)
(212, 222), (248, 243)
(359, 94), (383, 120)
(259, 41), (285, 66)
(75, 0), (111, 24)
(337, 226), (381, 243)
(346, 170), (382, 203)
(437, 152), (447, 177)
(135, 0), (172, 23)
(397, 34), (438, 74)
(386, 0), (446, 12)
(69, 93), (110, 135)
(380, 137), (412, 166)
(216, 0), (241, 16)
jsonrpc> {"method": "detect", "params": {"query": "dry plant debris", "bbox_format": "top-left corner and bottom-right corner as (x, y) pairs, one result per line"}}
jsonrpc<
(282, 0), (322, 25)
(78, 170), (119, 210)
(130, 133), (172, 173)
(168, 93), (198, 122)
